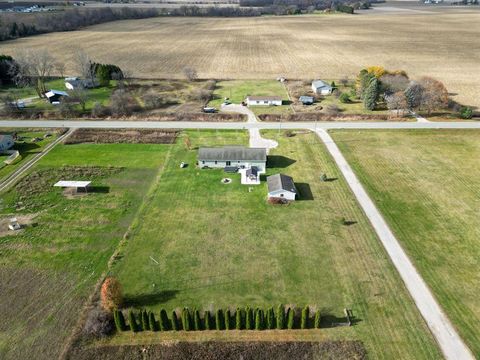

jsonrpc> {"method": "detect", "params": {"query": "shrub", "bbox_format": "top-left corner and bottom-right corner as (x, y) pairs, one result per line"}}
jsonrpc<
(215, 309), (224, 330)
(100, 278), (123, 313)
(171, 311), (179, 331)
(91, 102), (111, 118)
(182, 308), (192, 331)
(339, 93), (351, 104)
(140, 310), (150, 331)
(266, 307), (275, 329)
(276, 304), (285, 329)
(128, 310), (139, 332)
(331, 81), (337, 89)
(245, 307), (253, 330)
(204, 310), (212, 330)
(255, 309), (264, 330)
(159, 309), (170, 331)
(460, 107), (473, 119)
(314, 310), (321, 329)
(84, 308), (114, 338)
(363, 77), (379, 111)
(235, 308), (243, 330)
(149, 311), (158, 331)
(325, 104), (341, 115)
(301, 306), (309, 329)
(193, 309), (202, 330)
(113, 309), (127, 332)
(225, 309), (231, 330)
(287, 308), (295, 329)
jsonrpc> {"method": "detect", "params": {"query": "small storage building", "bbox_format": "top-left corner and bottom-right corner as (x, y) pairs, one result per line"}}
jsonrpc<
(311, 80), (333, 95)
(45, 90), (69, 104)
(246, 96), (282, 106)
(0, 134), (15, 152)
(299, 96), (314, 105)
(267, 174), (297, 201)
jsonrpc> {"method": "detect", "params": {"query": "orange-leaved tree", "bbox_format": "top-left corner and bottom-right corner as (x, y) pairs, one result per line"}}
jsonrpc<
(101, 276), (123, 312)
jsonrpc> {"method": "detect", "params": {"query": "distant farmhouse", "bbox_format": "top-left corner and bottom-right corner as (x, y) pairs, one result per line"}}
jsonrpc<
(65, 77), (97, 90)
(0, 134), (14, 152)
(198, 146), (267, 172)
(267, 174), (297, 201)
(311, 80), (333, 95)
(246, 96), (282, 106)
(45, 90), (69, 104)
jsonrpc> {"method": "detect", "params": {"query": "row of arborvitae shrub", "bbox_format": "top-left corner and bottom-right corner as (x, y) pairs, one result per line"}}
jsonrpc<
(113, 305), (321, 332)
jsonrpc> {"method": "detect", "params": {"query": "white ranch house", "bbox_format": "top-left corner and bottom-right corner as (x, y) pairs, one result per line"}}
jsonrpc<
(311, 80), (333, 95)
(246, 96), (282, 106)
(267, 173), (297, 201)
(198, 146), (267, 172)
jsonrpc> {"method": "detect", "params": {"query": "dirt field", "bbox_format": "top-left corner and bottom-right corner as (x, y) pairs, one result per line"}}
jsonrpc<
(65, 129), (180, 145)
(2, 12), (479, 108)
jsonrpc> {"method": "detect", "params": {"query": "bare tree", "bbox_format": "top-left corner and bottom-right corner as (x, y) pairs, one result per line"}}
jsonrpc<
(418, 76), (448, 115)
(74, 50), (96, 84)
(15, 49), (54, 97)
(386, 91), (407, 116)
(340, 76), (349, 87)
(55, 62), (66, 79)
(183, 66), (198, 82)
(380, 73), (409, 94)
(69, 88), (89, 112)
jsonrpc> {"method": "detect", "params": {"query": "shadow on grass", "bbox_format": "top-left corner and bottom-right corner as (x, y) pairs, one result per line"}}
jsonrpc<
(320, 308), (361, 328)
(267, 155), (296, 169)
(88, 186), (110, 194)
(124, 290), (179, 307)
(295, 183), (314, 201)
(15, 142), (41, 153)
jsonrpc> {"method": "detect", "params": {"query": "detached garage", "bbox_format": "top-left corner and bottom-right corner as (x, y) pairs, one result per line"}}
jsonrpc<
(267, 173), (297, 201)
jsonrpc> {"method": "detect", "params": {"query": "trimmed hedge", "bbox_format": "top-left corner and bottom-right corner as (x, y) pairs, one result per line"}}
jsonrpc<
(117, 305), (325, 333)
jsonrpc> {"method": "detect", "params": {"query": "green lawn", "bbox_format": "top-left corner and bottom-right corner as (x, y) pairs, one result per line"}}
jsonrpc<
(208, 80), (292, 114)
(0, 129), (58, 182)
(0, 142), (170, 360)
(108, 130), (440, 359)
(332, 129), (480, 357)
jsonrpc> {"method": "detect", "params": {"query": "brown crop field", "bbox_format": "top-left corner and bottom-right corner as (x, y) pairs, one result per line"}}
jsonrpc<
(2, 12), (480, 108)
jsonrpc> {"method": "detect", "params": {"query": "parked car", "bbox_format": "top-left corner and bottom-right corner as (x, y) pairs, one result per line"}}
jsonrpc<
(203, 107), (217, 113)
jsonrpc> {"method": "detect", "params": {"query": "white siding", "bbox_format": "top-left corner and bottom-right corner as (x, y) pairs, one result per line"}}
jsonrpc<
(200, 160), (266, 172)
(268, 190), (296, 201)
(246, 99), (282, 106)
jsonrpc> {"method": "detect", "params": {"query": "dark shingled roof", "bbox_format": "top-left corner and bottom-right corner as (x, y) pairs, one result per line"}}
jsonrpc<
(198, 146), (266, 162)
(267, 174), (297, 193)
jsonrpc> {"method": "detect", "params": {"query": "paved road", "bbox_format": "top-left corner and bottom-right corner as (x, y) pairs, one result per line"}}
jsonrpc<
(0, 129), (74, 192)
(315, 129), (474, 360)
(0, 120), (479, 130)
(221, 104), (278, 151)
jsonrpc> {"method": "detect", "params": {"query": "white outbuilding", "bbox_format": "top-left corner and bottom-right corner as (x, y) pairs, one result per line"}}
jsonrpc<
(246, 96), (282, 106)
(267, 174), (297, 201)
(311, 80), (333, 95)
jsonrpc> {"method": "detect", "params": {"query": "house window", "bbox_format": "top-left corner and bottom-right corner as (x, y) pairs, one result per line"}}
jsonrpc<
(226, 161), (231, 166)
(202, 161), (205, 164)
(214, 161), (218, 165)
(263, 101), (268, 104)
(280, 194), (284, 197)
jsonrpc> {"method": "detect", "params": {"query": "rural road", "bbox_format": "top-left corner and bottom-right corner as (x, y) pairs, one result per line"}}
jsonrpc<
(0, 129), (74, 193)
(221, 104), (278, 151)
(0, 120), (479, 130)
(315, 129), (474, 360)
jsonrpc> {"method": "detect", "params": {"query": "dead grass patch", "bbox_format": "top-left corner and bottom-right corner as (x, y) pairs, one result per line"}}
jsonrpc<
(66, 129), (179, 145)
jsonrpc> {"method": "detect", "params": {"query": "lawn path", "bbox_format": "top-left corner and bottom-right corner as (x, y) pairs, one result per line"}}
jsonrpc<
(315, 129), (474, 360)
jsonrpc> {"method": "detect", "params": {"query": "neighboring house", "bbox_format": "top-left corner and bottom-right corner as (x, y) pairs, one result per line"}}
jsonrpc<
(45, 90), (69, 104)
(198, 146), (267, 172)
(246, 96), (282, 106)
(267, 173), (297, 201)
(0, 134), (15, 152)
(65, 77), (97, 90)
(311, 80), (333, 95)
(299, 96), (314, 105)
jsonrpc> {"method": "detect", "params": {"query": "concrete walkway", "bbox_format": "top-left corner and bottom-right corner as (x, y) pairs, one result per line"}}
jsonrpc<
(221, 104), (278, 152)
(412, 111), (431, 123)
(315, 129), (473, 360)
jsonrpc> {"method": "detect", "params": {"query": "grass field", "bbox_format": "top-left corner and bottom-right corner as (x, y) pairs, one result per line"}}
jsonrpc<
(332, 129), (480, 357)
(0, 141), (170, 360)
(106, 129), (441, 359)
(2, 13), (479, 108)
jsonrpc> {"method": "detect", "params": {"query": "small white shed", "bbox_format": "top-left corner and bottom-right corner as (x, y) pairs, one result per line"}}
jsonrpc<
(312, 80), (333, 95)
(246, 96), (282, 106)
(267, 174), (297, 201)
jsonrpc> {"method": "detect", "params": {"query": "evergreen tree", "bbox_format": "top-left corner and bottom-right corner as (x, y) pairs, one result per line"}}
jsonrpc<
(182, 308), (192, 331)
(159, 309), (170, 331)
(149, 311), (158, 331)
(276, 304), (285, 330)
(193, 309), (201, 331)
(287, 308), (295, 329)
(245, 307), (253, 330)
(128, 310), (138, 332)
(114, 309), (127, 331)
(255, 309), (263, 330)
(204, 310), (211, 330)
(215, 309), (224, 330)
(314, 310), (321, 329)
(225, 309), (231, 330)
(266, 307), (275, 329)
(171, 311), (179, 331)
(301, 306), (309, 329)
(235, 308), (243, 330)
(363, 77), (379, 111)
(141, 310), (150, 331)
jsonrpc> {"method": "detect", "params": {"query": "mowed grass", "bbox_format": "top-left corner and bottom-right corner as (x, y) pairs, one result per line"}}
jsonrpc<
(109, 130), (441, 359)
(2, 13), (479, 108)
(332, 129), (480, 357)
(0, 142), (170, 360)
